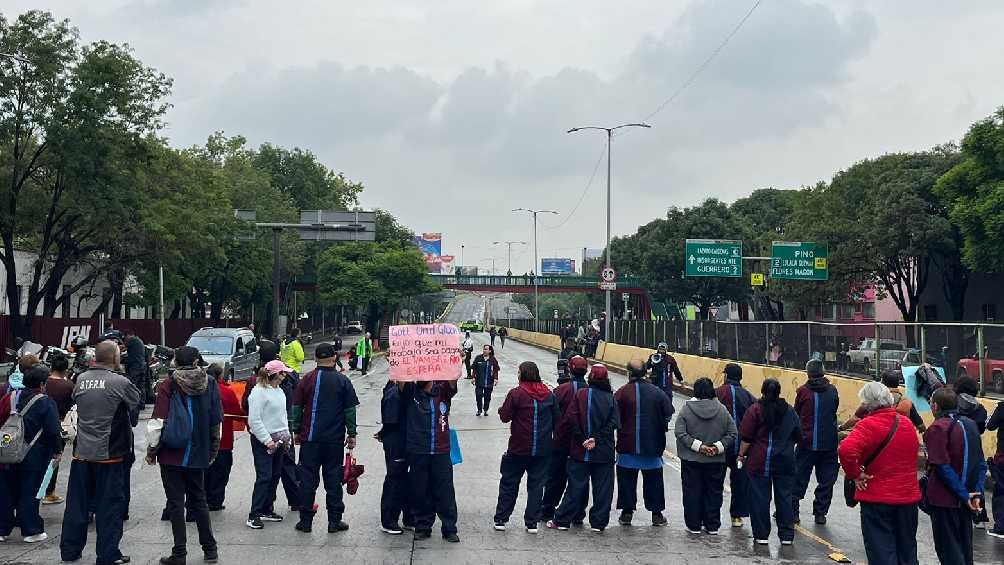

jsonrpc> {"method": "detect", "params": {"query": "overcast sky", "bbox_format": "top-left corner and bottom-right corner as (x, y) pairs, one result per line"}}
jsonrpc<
(10, 0), (1004, 273)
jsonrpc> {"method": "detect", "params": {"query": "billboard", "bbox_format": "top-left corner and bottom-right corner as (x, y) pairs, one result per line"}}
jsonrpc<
(440, 255), (455, 274)
(541, 258), (574, 275)
(412, 232), (443, 274)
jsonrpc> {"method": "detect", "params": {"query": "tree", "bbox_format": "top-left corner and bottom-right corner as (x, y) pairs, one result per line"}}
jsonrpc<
(1, 11), (171, 337)
(317, 238), (438, 336)
(936, 108), (1004, 274)
(610, 199), (750, 319)
(252, 143), (361, 211)
(793, 150), (960, 322)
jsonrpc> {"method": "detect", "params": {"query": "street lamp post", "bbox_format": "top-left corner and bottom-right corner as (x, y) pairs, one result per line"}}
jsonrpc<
(493, 241), (527, 275)
(513, 208), (558, 332)
(567, 122), (651, 340)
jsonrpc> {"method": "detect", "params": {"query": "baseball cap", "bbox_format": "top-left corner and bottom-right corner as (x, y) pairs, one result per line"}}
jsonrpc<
(264, 359), (292, 376)
(315, 343), (337, 360)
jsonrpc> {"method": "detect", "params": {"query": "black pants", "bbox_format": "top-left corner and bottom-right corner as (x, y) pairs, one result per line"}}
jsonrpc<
(929, 506), (974, 565)
(122, 451), (135, 520)
(360, 356), (370, 374)
(748, 469), (795, 542)
(616, 465), (666, 514)
(793, 447), (838, 517)
(381, 450), (410, 528)
(249, 438), (284, 518)
(541, 449), (572, 520)
(160, 465), (216, 557)
(554, 459), (614, 530)
(128, 368), (148, 406)
(279, 444), (300, 509)
(0, 464), (47, 537)
(475, 386), (493, 413)
(859, 502), (918, 565)
(205, 450), (233, 509)
(991, 460), (1004, 532)
(297, 442), (345, 525)
(494, 453), (549, 528)
(725, 451), (750, 518)
(60, 460), (127, 565)
(463, 354), (472, 377)
(680, 460), (726, 531)
(46, 460), (61, 496)
(499, 336), (506, 348)
(407, 453), (458, 536)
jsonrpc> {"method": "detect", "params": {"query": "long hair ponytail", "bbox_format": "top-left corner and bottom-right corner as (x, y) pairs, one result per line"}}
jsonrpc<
(759, 378), (789, 430)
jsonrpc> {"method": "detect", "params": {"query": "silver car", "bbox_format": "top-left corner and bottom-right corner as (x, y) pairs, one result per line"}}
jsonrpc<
(185, 327), (260, 381)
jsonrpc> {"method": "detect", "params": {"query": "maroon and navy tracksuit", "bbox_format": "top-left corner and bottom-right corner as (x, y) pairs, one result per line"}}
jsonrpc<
(792, 377), (840, 519)
(379, 382), (411, 530)
(541, 375), (587, 519)
(645, 353), (682, 399)
(494, 383), (559, 528)
(405, 382), (459, 536)
(715, 378), (755, 519)
(553, 384), (620, 530)
(738, 401), (802, 542)
(614, 378), (674, 514)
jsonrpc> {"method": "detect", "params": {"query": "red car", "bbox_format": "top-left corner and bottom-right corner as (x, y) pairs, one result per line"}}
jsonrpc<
(956, 350), (1004, 393)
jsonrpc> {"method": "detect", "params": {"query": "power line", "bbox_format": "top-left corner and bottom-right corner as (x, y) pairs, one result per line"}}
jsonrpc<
(541, 143), (606, 231)
(641, 0), (762, 122)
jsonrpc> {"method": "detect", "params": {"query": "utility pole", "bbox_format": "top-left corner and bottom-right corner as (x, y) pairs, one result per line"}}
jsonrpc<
(513, 208), (558, 331)
(493, 241), (527, 274)
(567, 122), (651, 340)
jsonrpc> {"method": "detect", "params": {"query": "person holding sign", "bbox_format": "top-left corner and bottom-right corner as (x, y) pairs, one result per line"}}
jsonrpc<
(470, 345), (500, 416)
(405, 380), (460, 543)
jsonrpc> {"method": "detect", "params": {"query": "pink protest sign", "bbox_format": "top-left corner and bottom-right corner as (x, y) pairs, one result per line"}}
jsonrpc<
(388, 324), (463, 381)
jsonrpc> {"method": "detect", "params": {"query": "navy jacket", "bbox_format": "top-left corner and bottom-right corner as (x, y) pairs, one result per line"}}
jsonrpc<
(499, 385), (558, 457)
(293, 367), (359, 443)
(614, 379), (674, 457)
(645, 353), (682, 399)
(715, 379), (756, 454)
(561, 385), (619, 463)
(405, 382), (458, 455)
(380, 382), (408, 460)
(470, 355), (500, 389)
(0, 389), (62, 470)
(793, 377), (840, 451)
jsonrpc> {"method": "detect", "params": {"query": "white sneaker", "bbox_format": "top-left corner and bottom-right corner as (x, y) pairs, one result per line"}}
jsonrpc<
(493, 523), (506, 531)
(755, 539), (769, 545)
(686, 528), (702, 535)
(780, 540), (793, 546)
(0, 536), (6, 542)
(526, 526), (538, 534)
(24, 533), (48, 543)
(706, 530), (719, 536)
(988, 529), (1004, 539)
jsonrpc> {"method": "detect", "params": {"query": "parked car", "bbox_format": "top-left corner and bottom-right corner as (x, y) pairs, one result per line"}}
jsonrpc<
(459, 319), (484, 332)
(185, 327), (259, 382)
(956, 347), (1004, 393)
(847, 338), (907, 373)
(345, 321), (364, 334)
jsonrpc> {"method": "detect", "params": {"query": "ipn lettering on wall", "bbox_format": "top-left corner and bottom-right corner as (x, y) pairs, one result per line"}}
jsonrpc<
(388, 324), (463, 381)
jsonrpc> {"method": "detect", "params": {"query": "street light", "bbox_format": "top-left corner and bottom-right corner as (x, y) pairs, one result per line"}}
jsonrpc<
(493, 241), (527, 275)
(567, 122), (651, 340)
(513, 208), (558, 331)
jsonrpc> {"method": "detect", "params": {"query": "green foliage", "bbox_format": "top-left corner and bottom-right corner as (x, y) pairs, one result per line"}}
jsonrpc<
(936, 107), (1004, 273)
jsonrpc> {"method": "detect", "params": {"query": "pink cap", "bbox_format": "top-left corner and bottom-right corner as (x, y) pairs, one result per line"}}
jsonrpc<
(264, 359), (292, 375)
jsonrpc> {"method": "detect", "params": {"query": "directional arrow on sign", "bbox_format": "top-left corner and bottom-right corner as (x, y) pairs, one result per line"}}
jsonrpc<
(689, 255), (695, 264)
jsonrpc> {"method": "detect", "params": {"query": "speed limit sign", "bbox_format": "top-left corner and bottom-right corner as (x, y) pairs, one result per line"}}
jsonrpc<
(601, 267), (617, 282)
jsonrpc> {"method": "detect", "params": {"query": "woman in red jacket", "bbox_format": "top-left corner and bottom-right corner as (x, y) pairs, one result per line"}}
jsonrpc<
(837, 381), (921, 565)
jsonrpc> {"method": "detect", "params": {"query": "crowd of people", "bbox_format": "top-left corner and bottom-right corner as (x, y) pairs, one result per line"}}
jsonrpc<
(1, 329), (1003, 565)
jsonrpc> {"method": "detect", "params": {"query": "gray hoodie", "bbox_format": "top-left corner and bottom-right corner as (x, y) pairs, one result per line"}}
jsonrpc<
(674, 398), (737, 463)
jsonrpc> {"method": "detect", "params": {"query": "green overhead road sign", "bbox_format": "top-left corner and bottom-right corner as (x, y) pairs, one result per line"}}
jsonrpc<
(771, 241), (828, 280)
(685, 239), (742, 277)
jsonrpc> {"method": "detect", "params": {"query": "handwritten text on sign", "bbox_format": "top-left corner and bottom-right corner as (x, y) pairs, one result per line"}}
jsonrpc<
(388, 324), (463, 381)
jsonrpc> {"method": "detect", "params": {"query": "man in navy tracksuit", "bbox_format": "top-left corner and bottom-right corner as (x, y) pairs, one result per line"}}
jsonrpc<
(469, 345), (499, 416)
(792, 359), (840, 525)
(291, 343), (359, 533)
(549, 364), (620, 532)
(714, 363), (755, 527)
(541, 355), (589, 521)
(377, 379), (411, 534)
(645, 342), (683, 400)
(406, 380), (460, 542)
(494, 361), (559, 533)
(615, 360), (674, 527)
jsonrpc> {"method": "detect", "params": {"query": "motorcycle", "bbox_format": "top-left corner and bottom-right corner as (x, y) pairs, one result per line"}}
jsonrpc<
(144, 345), (175, 403)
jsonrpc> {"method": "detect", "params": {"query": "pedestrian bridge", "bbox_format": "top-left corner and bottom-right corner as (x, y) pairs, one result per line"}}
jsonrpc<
(428, 274), (652, 318)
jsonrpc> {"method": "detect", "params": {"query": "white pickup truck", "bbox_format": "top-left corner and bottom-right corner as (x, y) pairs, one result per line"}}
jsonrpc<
(847, 338), (907, 373)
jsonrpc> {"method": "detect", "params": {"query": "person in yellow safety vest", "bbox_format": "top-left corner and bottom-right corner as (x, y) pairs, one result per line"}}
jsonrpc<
(281, 328), (305, 378)
(355, 332), (373, 375)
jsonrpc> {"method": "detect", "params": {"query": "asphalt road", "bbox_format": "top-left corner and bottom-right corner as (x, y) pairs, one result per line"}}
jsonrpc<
(2, 335), (1002, 564)
(442, 293), (532, 327)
